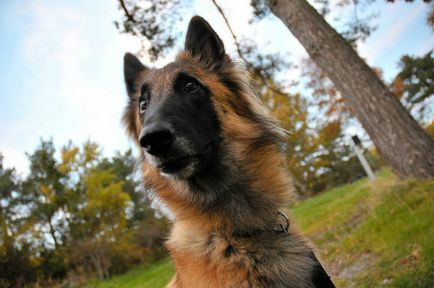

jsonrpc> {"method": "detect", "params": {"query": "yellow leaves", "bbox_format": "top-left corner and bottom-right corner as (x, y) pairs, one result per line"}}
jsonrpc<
(82, 170), (131, 228)
(391, 76), (405, 99)
(59, 142), (100, 174)
(58, 141), (131, 235)
(59, 146), (79, 174)
(83, 142), (100, 165)
(39, 184), (55, 203)
(319, 121), (342, 144)
(424, 121), (434, 140)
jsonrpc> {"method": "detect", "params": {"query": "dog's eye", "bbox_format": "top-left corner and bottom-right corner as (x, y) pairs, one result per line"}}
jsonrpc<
(183, 79), (199, 93)
(138, 96), (148, 113)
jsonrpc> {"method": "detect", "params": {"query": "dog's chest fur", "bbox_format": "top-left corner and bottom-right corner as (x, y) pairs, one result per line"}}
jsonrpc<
(165, 221), (319, 288)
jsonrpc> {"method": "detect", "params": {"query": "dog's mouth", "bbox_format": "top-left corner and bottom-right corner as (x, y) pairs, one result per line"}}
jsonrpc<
(157, 141), (216, 174)
(158, 155), (198, 174)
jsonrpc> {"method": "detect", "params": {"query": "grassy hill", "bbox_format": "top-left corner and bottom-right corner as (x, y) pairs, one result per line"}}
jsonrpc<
(87, 169), (434, 287)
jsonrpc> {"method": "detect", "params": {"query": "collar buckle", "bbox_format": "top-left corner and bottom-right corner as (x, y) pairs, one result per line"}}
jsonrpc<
(274, 211), (290, 234)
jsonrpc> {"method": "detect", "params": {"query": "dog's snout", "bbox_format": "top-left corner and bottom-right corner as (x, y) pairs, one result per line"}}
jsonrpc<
(139, 123), (174, 155)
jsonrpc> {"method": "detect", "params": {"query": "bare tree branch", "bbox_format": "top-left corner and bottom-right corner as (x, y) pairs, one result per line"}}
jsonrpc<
(210, 0), (290, 97)
(210, 0), (250, 64)
(119, 0), (137, 23)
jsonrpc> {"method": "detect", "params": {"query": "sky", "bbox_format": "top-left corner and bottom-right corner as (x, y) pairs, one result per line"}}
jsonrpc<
(0, 0), (432, 175)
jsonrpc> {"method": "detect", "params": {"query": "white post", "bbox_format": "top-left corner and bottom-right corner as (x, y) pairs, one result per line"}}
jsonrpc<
(350, 135), (376, 181)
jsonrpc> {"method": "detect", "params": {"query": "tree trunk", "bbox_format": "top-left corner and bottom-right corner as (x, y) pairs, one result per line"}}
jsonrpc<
(269, 0), (434, 178)
(90, 253), (105, 280)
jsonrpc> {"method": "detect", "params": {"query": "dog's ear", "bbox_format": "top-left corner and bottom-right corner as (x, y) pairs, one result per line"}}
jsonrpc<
(184, 16), (226, 70)
(124, 53), (147, 97)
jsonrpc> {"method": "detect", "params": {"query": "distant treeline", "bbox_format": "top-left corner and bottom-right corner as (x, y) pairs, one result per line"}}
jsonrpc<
(0, 142), (168, 287)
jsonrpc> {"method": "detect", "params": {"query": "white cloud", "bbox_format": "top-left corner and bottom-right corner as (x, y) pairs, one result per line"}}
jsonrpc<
(19, 2), (83, 64)
(358, 4), (425, 65)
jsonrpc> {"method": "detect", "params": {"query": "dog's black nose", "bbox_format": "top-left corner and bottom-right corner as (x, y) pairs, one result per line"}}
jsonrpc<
(139, 124), (174, 155)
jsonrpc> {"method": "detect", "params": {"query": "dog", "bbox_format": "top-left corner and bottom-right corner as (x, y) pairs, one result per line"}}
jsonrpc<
(122, 15), (335, 288)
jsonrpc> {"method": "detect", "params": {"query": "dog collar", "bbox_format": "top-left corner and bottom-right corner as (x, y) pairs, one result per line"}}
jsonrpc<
(232, 211), (290, 238)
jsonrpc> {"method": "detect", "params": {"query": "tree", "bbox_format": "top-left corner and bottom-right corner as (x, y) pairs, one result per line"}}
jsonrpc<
(1, 140), (169, 284)
(22, 140), (70, 279)
(96, 150), (169, 258)
(97, 150), (151, 224)
(57, 142), (138, 279)
(0, 155), (35, 287)
(262, 0), (434, 178)
(61, 143), (167, 279)
(258, 78), (369, 195)
(392, 51), (434, 122)
(24, 140), (66, 250)
(72, 169), (131, 279)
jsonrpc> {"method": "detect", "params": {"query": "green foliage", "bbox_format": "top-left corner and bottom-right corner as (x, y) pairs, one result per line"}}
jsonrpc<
(0, 242), (35, 287)
(0, 154), (23, 243)
(392, 51), (434, 122)
(0, 140), (169, 286)
(0, 155), (36, 286)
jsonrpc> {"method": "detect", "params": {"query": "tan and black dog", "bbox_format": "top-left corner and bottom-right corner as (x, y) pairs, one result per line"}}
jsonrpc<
(122, 16), (335, 288)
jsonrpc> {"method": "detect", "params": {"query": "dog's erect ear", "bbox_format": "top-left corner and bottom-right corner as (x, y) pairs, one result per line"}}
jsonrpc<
(184, 16), (225, 69)
(124, 53), (147, 97)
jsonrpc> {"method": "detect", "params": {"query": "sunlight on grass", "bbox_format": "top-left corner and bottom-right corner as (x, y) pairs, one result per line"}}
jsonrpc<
(86, 259), (174, 288)
(293, 169), (434, 287)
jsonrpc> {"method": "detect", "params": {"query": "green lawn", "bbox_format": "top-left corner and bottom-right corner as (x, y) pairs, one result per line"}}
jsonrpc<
(87, 169), (434, 287)
(86, 259), (174, 288)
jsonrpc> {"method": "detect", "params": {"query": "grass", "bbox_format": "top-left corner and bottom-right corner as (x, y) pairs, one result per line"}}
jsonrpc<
(293, 169), (434, 287)
(87, 169), (434, 287)
(86, 259), (174, 288)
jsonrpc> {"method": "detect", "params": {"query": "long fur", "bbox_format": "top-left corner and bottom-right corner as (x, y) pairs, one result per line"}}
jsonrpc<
(122, 16), (334, 288)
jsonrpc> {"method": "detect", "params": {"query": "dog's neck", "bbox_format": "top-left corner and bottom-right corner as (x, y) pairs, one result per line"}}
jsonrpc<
(159, 145), (292, 236)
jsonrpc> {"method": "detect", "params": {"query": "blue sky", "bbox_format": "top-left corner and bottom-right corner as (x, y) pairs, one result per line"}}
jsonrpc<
(0, 0), (432, 174)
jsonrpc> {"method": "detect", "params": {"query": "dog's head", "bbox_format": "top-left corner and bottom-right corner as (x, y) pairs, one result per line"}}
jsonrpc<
(123, 16), (285, 186)
(123, 17), (228, 179)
